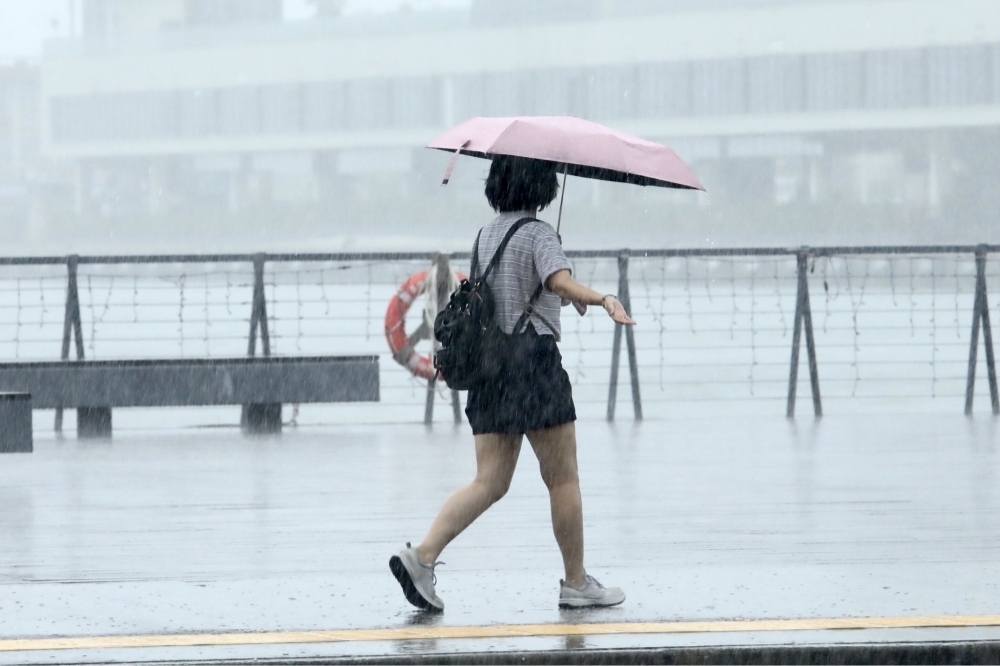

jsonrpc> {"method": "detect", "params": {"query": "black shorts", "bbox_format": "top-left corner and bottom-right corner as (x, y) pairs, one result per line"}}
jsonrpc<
(465, 326), (577, 435)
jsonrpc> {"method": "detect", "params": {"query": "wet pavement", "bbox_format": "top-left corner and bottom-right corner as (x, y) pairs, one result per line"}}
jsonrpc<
(1, 413), (999, 663)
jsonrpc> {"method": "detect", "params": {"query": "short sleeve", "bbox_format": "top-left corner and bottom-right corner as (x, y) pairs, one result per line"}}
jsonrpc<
(530, 222), (572, 286)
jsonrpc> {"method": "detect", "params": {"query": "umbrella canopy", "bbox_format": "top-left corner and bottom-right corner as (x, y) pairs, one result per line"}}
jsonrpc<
(427, 116), (705, 191)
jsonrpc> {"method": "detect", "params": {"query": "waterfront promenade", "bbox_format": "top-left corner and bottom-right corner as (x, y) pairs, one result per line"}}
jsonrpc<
(2, 412), (999, 662)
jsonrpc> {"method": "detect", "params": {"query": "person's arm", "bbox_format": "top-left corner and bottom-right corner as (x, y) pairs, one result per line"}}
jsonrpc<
(547, 269), (636, 325)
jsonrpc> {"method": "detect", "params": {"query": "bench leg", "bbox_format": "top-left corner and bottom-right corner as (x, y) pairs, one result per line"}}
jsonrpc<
(77, 407), (112, 439)
(241, 403), (282, 435)
(0, 393), (32, 453)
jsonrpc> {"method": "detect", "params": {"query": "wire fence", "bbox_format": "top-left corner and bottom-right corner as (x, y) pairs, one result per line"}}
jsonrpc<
(0, 245), (996, 431)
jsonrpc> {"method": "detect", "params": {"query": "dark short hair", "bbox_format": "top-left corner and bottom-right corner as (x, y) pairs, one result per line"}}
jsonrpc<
(484, 156), (559, 213)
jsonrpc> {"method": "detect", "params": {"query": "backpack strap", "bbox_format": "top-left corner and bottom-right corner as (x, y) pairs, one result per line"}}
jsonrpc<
(512, 282), (545, 336)
(470, 229), (484, 279)
(478, 217), (537, 282)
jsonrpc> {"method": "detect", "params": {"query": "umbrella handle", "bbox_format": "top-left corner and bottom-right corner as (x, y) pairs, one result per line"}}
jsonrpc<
(441, 140), (470, 186)
(556, 168), (567, 235)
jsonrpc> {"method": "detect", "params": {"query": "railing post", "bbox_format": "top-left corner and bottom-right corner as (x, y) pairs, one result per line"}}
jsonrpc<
(622, 254), (642, 421)
(242, 254), (276, 433)
(607, 253), (642, 421)
(55, 255), (84, 434)
(787, 250), (822, 418)
(424, 253), (461, 425)
(964, 245), (999, 415)
(803, 258), (822, 418)
(246, 253), (270, 358)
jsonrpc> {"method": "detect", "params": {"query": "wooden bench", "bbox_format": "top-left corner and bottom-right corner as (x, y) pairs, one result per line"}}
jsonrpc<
(0, 356), (379, 438)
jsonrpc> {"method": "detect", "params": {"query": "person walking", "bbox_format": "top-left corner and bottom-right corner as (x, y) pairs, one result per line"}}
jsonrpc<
(390, 155), (636, 612)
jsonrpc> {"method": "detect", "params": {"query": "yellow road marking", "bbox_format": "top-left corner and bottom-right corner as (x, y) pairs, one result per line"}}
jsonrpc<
(3, 615), (1000, 653)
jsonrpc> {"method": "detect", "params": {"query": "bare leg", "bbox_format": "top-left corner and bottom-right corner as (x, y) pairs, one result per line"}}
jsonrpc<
(526, 422), (585, 587)
(416, 433), (522, 563)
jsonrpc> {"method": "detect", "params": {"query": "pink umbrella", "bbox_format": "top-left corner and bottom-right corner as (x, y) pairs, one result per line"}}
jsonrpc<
(427, 115), (704, 231)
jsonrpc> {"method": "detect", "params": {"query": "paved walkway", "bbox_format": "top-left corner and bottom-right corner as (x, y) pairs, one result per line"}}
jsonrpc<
(1, 413), (999, 663)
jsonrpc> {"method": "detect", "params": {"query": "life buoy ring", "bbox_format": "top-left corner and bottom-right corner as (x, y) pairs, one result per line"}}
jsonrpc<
(385, 269), (466, 380)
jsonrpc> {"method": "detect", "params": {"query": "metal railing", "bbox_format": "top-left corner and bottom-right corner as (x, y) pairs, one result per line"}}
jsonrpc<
(0, 243), (996, 431)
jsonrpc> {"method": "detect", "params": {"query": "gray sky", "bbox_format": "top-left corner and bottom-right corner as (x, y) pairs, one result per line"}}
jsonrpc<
(0, 0), (470, 62)
(0, 0), (71, 62)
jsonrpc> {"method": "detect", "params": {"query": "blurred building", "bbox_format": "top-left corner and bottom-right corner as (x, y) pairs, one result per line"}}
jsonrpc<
(27, 0), (1000, 249)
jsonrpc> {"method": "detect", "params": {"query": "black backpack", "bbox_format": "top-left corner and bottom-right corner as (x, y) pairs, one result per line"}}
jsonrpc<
(433, 217), (544, 390)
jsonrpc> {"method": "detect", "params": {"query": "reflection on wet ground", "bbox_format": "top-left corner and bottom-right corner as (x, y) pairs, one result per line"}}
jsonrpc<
(0, 413), (998, 662)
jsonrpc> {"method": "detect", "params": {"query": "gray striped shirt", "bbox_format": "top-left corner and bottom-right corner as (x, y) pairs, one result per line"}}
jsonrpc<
(474, 211), (572, 338)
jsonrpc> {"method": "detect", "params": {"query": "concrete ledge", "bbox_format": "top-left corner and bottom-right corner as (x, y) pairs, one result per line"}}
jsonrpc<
(0, 356), (380, 408)
(77, 406), (111, 439)
(0, 356), (379, 438)
(0, 392), (32, 453)
(240, 403), (282, 435)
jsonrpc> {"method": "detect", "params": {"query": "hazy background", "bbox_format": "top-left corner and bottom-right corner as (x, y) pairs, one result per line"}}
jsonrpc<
(1, 0), (998, 255)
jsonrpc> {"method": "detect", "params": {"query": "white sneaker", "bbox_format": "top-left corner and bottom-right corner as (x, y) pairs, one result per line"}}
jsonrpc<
(389, 543), (445, 612)
(559, 574), (625, 608)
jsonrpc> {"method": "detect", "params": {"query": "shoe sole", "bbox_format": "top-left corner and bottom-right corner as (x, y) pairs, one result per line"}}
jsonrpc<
(389, 555), (441, 613)
(558, 597), (626, 609)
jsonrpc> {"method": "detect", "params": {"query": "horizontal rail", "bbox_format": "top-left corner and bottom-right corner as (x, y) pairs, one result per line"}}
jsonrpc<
(0, 244), (998, 266)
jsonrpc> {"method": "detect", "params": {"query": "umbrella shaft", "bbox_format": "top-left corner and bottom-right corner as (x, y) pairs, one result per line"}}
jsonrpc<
(557, 170), (568, 235)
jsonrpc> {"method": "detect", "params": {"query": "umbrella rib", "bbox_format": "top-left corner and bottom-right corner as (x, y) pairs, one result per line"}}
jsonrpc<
(610, 134), (633, 184)
(481, 118), (527, 158)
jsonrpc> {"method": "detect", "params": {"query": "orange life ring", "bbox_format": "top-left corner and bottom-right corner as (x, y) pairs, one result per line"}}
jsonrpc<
(385, 269), (466, 380)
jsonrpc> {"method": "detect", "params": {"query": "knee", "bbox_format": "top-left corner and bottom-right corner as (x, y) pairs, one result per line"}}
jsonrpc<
(540, 467), (579, 492)
(476, 474), (513, 504)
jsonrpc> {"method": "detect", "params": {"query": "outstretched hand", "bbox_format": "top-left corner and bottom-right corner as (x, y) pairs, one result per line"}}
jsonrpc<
(603, 297), (636, 325)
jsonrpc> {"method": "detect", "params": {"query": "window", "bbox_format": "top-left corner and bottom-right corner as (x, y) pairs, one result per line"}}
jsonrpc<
(347, 79), (391, 130)
(219, 86), (261, 136)
(586, 66), (637, 120)
(452, 74), (485, 121)
(261, 84), (302, 134)
(391, 77), (442, 128)
(178, 88), (219, 137)
(692, 59), (746, 115)
(482, 71), (522, 117)
(865, 49), (925, 109)
(302, 81), (347, 132)
(747, 55), (803, 114)
(927, 45), (991, 106)
(637, 62), (691, 118)
(805, 52), (863, 111)
(994, 44), (1000, 104)
(523, 69), (571, 116)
